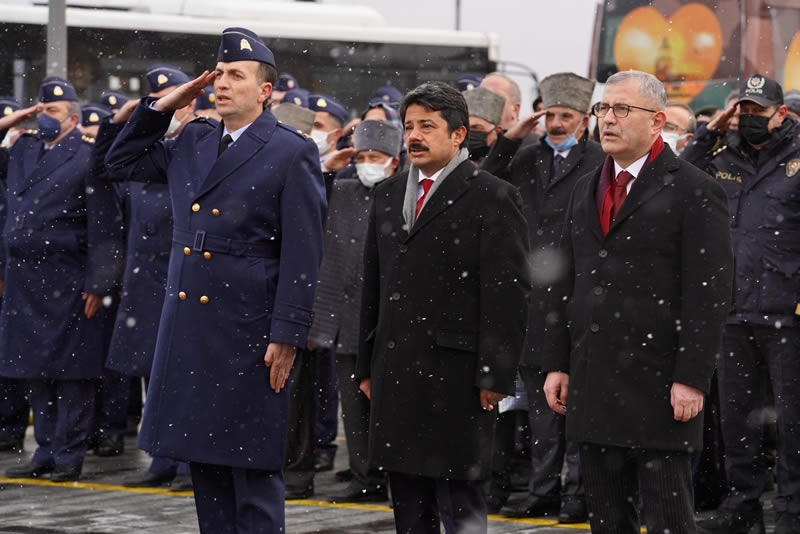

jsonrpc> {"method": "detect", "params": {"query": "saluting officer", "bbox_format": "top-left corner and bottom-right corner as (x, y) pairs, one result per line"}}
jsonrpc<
(0, 77), (118, 482)
(101, 64), (196, 487)
(106, 28), (326, 532)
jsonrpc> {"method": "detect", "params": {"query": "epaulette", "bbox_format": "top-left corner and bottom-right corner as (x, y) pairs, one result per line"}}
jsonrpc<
(712, 144), (728, 157)
(22, 129), (38, 137)
(190, 116), (210, 124)
(81, 135), (96, 144)
(276, 120), (309, 140)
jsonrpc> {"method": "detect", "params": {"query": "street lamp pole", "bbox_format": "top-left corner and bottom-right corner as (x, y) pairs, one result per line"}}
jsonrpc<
(455, 0), (461, 31)
(47, 0), (68, 78)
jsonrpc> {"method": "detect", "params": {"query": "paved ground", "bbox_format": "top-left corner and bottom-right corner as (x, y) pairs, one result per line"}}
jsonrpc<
(0, 430), (591, 533)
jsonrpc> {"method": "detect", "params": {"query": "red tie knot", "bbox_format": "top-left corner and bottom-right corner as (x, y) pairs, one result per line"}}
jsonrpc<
(616, 170), (634, 187)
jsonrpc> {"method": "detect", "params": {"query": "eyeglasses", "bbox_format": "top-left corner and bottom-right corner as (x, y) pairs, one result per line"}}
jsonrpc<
(662, 121), (688, 134)
(592, 102), (658, 118)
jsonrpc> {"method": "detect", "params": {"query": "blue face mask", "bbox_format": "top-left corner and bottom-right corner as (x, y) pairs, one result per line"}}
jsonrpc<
(544, 134), (578, 152)
(37, 113), (65, 142)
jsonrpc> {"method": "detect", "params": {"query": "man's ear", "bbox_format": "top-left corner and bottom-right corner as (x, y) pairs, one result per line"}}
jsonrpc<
(452, 125), (468, 146)
(258, 82), (273, 105)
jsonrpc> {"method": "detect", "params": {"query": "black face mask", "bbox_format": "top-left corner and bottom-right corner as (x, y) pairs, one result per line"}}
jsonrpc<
(738, 111), (776, 146)
(467, 130), (491, 161)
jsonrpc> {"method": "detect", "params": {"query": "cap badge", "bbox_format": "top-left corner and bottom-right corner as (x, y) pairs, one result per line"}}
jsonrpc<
(240, 39), (252, 51)
(108, 96), (117, 105)
(787, 159), (800, 178)
(316, 98), (327, 108)
(208, 93), (215, 103)
(53, 86), (64, 97)
(294, 97), (302, 105)
(157, 74), (168, 86)
(288, 80), (295, 89)
(747, 75), (765, 92)
(3, 106), (11, 116)
(89, 112), (99, 123)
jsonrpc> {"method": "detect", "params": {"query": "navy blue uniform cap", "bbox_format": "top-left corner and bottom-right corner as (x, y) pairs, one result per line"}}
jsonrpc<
(373, 86), (403, 106)
(100, 90), (129, 110)
(308, 93), (347, 123)
(0, 96), (20, 117)
(146, 64), (191, 94)
(282, 88), (310, 108)
(195, 86), (216, 110)
(39, 77), (78, 102)
(275, 73), (298, 92)
(457, 73), (484, 92)
(81, 104), (112, 127)
(217, 27), (276, 68)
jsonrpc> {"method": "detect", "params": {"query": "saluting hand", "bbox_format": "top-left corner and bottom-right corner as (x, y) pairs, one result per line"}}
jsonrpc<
(670, 382), (704, 423)
(706, 104), (737, 134)
(505, 109), (547, 141)
(153, 71), (216, 113)
(543, 371), (569, 415)
(264, 342), (297, 393)
(111, 99), (139, 124)
(323, 148), (357, 172)
(0, 104), (38, 131)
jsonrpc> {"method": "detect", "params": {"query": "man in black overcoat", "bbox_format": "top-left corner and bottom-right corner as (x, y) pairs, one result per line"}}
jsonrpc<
(355, 82), (531, 534)
(541, 71), (733, 534)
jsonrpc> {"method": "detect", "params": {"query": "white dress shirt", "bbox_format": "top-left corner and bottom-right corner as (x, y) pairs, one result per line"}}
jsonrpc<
(613, 152), (649, 194)
(417, 167), (445, 201)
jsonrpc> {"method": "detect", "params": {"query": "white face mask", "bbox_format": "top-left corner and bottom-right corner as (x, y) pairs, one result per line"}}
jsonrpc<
(356, 159), (393, 188)
(662, 132), (689, 154)
(311, 129), (333, 155)
(1, 129), (17, 148)
(165, 114), (184, 138)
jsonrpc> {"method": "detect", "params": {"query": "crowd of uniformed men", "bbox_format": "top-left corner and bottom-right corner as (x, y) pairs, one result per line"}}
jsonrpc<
(0, 24), (799, 534)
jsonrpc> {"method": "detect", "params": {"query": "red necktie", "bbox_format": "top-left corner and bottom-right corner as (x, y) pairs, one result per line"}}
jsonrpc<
(611, 170), (634, 221)
(416, 178), (434, 219)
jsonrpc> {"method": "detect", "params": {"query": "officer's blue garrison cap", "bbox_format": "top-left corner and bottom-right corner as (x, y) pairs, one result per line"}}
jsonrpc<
(217, 27), (276, 68)
(309, 93), (348, 123)
(195, 86), (216, 111)
(276, 73), (298, 92)
(39, 77), (78, 102)
(0, 96), (20, 117)
(146, 65), (191, 94)
(100, 90), (128, 110)
(81, 104), (112, 127)
(282, 88), (310, 108)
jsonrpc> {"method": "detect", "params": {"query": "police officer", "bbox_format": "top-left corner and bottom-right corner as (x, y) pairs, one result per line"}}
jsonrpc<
(269, 72), (299, 107)
(685, 74), (800, 534)
(106, 27), (326, 532)
(0, 77), (117, 482)
(80, 104), (111, 139)
(311, 93), (347, 171)
(483, 72), (604, 522)
(101, 64), (195, 488)
(0, 96), (30, 454)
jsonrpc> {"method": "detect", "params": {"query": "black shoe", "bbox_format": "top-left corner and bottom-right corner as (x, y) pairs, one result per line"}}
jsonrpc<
(697, 508), (765, 534)
(500, 495), (560, 518)
(6, 461), (54, 479)
(285, 482), (314, 500)
(0, 437), (24, 453)
(486, 495), (508, 515)
(51, 463), (82, 482)
(95, 435), (124, 457)
(334, 468), (354, 482)
(775, 512), (800, 534)
(122, 469), (176, 488)
(314, 452), (334, 472)
(327, 481), (388, 503)
(559, 497), (588, 524)
(169, 474), (193, 492)
(125, 418), (140, 438)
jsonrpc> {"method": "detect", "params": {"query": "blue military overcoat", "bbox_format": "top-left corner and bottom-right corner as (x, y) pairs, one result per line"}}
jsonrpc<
(0, 128), (117, 379)
(106, 100), (327, 471)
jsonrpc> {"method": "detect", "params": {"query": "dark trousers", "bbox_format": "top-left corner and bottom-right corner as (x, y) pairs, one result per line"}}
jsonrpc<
(691, 371), (727, 510)
(336, 352), (385, 487)
(313, 346), (338, 462)
(0, 377), (29, 441)
(284, 348), (316, 489)
(580, 443), (696, 534)
(717, 324), (800, 514)
(518, 365), (582, 499)
(29, 379), (96, 467)
(95, 369), (131, 439)
(486, 410), (522, 503)
(128, 376), (143, 425)
(389, 471), (487, 534)
(190, 461), (284, 534)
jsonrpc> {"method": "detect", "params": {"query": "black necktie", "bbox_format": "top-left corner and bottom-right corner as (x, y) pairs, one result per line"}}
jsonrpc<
(551, 154), (565, 178)
(218, 134), (233, 157)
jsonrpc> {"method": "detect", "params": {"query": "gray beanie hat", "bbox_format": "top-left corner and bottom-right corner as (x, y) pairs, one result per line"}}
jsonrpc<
(353, 120), (403, 157)
(462, 87), (505, 126)
(539, 72), (596, 114)
(273, 103), (316, 135)
(785, 90), (800, 116)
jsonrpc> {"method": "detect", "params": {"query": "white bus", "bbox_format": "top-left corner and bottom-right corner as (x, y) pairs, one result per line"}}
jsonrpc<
(1, 0), (498, 114)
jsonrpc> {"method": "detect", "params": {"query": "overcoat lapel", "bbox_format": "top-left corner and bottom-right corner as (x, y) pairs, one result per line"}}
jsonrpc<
(405, 164), (471, 242)
(19, 131), (80, 195)
(193, 110), (278, 200)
